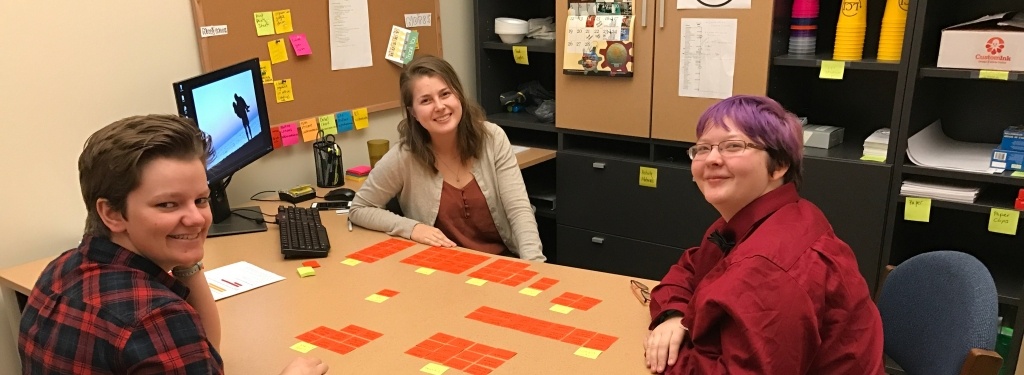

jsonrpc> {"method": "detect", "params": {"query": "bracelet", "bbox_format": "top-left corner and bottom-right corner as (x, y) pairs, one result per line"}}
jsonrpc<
(171, 261), (204, 278)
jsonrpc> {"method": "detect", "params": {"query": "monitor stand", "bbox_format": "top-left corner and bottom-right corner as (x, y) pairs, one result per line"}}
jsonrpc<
(208, 205), (267, 237)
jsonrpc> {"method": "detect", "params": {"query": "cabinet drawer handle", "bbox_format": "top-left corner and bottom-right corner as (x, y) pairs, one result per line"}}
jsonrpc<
(591, 237), (605, 244)
(641, 0), (648, 27)
(592, 162), (606, 169)
(658, 0), (665, 29)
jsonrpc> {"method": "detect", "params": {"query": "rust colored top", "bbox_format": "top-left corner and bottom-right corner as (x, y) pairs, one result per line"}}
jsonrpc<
(435, 179), (507, 256)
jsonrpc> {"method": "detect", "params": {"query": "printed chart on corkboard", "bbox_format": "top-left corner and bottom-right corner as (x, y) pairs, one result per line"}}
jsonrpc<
(189, 0), (442, 126)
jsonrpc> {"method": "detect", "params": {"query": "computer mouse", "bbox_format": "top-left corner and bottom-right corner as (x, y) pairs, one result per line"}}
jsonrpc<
(324, 187), (356, 201)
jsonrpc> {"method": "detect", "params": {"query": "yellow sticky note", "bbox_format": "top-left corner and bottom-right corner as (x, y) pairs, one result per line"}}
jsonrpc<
(550, 304), (574, 314)
(273, 9), (293, 34)
(274, 79), (294, 103)
(365, 294), (389, 303)
(318, 114), (338, 135)
(904, 197), (931, 222)
(300, 118), (320, 142)
(268, 39), (289, 64)
(353, 107), (370, 129)
(574, 347), (602, 359)
(466, 278), (488, 286)
(979, 70), (1010, 80)
(341, 258), (362, 266)
(860, 155), (886, 162)
(415, 267), (436, 275)
(259, 60), (273, 83)
(290, 342), (317, 353)
(254, 12), (275, 36)
(1012, 171), (1024, 178)
(639, 167), (657, 188)
(989, 208), (1020, 235)
(419, 363), (449, 375)
(297, 266), (316, 277)
(819, 60), (845, 80)
(519, 287), (542, 296)
(513, 46), (529, 65)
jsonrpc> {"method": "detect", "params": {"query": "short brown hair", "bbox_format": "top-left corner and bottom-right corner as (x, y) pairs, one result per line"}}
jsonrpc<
(79, 115), (212, 237)
(397, 55), (489, 170)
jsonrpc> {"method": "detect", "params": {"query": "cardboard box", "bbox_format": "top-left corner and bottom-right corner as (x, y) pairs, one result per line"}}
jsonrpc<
(990, 148), (1024, 170)
(999, 126), (1024, 152)
(937, 12), (1024, 71)
(802, 125), (844, 149)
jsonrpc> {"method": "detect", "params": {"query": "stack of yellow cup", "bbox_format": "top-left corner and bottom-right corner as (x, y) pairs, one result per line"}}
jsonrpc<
(877, 0), (909, 61)
(833, 0), (867, 61)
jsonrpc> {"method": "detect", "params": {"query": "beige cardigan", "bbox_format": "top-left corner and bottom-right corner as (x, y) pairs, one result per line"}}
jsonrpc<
(349, 122), (545, 262)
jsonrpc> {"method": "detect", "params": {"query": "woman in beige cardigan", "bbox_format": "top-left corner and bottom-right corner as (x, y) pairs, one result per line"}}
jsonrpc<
(349, 56), (545, 262)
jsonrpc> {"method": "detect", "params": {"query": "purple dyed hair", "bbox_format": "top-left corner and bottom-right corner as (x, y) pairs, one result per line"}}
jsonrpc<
(695, 95), (803, 187)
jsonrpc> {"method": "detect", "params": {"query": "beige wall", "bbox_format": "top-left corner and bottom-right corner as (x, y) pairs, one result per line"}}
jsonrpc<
(0, 1), (474, 371)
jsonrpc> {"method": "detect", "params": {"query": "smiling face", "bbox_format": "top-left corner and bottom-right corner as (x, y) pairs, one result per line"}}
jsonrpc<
(99, 157), (212, 271)
(409, 75), (463, 140)
(692, 119), (787, 221)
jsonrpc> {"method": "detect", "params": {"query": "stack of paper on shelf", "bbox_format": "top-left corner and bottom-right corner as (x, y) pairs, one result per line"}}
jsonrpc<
(863, 128), (890, 161)
(901, 179), (980, 204)
(907, 121), (1003, 173)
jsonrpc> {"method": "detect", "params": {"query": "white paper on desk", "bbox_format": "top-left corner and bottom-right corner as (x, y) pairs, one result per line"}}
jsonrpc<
(512, 145), (530, 154)
(906, 121), (1001, 174)
(678, 18), (736, 99)
(204, 261), (285, 301)
(678, 0), (750, 9)
(328, 0), (373, 70)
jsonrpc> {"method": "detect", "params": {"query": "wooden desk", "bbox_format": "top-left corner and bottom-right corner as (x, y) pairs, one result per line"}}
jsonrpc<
(514, 147), (556, 169)
(0, 194), (655, 374)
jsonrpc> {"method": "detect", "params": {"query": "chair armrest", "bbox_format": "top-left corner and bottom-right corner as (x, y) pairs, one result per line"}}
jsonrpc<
(959, 348), (1002, 375)
(874, 265), (896, 303)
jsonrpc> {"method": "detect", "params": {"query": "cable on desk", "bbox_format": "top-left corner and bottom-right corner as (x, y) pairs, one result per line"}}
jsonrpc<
(230, 208), (277, 225)
(249, 190), (295, 206)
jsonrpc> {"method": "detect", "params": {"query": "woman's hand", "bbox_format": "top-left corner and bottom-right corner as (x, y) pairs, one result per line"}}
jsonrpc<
(411, 224), (457, 247)
(644, 316), (687, 374)
(279, 357), (328, 375)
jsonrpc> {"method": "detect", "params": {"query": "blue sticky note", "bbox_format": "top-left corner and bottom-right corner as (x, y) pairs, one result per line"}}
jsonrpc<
(335, 111), (355, 133)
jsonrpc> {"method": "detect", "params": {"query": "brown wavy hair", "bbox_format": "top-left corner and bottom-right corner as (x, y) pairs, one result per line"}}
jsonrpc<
(397, 55), (488, 171)
(79, 115), (212, 237)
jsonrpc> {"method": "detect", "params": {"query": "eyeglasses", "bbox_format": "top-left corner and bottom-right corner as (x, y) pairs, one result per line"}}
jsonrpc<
(630, 280), (651, 306)
(687, 140), (765, 160)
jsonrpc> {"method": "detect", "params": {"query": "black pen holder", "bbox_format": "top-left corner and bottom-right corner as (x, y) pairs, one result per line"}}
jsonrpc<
(313, 140), (343, 188)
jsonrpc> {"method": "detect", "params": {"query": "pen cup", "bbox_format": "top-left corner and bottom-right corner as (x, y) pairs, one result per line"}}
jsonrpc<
(367, 139), (390, 168)
(313, 142), (343, 188)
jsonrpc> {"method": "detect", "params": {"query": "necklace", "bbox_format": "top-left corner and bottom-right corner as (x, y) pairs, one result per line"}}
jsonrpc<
(437, 157), (463, 183)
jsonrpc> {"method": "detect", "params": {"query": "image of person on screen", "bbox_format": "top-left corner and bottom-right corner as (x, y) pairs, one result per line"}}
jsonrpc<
(232, 93), (251, 140)
(349, 55), (545, 262)
(19, 114), (329, 375)
(643, 96), (884, 374)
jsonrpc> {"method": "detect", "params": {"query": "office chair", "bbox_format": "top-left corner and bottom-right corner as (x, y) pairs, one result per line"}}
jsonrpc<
(876, 251), (1002, 375)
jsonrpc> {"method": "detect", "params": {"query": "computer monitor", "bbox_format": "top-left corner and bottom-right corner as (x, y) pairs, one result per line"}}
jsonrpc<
(173, 58), (274, 237)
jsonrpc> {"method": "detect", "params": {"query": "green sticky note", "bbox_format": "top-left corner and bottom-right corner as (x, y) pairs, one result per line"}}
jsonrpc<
(290, 341), (317, 353)
(819, 60), (845, 80)
(341, 258), (362, 266)
(574, 347), (602, 359)
(989, 208), (1020, 235)
(979, 70), (1010, 80)
(419, 363), (449, 375)
(1011, 171), (1024, 178)
(904, 197), (931, 222)
(365, 294), (389, 303)
(415, 267), (436, 275)
(317, 114), (338, 135)
(550, 304), (574, 314)
(519, 287), (542, 296)
(466, 278), (487, 286)
(860, 155), (886, 162)
(639, 167), (657, 188)
(254, 12), (275, 36)
(297, 266), (316, 277)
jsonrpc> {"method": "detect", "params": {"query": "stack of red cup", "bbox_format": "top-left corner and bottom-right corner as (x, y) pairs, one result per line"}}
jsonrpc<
(789, 0), (819, 56)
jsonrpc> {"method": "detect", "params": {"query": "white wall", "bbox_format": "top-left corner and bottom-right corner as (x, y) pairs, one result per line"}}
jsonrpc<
(0, 1), (474, 372)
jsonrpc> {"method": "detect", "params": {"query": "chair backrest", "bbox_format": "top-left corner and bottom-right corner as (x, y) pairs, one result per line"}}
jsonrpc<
(877, 251), (999, 375)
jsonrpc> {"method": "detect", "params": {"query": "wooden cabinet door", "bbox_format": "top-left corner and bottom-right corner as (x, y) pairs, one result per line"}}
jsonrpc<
(555, 0), (656, 138)
(650, 1), (774, 142)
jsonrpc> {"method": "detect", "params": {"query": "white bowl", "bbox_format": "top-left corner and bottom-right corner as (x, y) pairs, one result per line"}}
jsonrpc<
(498, 33), (526, 44)
(495, 17), (528, 34)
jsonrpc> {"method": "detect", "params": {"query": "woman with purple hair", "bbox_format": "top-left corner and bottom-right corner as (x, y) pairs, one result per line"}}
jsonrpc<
(643, 95), (885, 374)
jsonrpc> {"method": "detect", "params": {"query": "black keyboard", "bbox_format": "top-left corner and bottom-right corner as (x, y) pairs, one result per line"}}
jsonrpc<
(277, 206), (331, 259)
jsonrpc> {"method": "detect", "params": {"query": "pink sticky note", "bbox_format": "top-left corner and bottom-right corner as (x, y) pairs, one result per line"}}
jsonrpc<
(280, 123), (300, 146)
(271, 127), (283, 149)
(289, 33), (312, 56)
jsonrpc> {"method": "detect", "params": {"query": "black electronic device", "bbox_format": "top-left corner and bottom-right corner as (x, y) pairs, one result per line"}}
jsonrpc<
(324, 188), (356, 201)
(311, 201), (350, 210)
(173, 58), (273, 237)
(277, 206), (331, 259)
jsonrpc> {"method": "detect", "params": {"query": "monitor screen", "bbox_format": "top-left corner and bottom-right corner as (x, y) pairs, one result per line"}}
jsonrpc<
(173, 58), (273, 236)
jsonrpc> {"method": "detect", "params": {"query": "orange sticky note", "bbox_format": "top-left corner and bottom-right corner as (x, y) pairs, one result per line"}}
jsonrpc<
(271, 127), (283, 149)
(299, 118), (320, 142)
